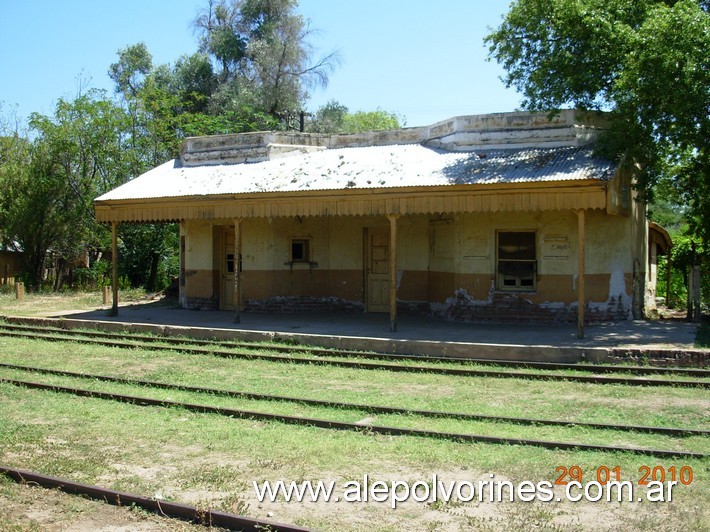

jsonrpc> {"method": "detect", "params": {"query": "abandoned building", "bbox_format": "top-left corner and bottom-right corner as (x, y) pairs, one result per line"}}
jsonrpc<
(94, 109), (664, 333)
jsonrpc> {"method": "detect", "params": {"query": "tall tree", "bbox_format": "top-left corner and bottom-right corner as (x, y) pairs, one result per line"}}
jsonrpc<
(194, 0), (339, 123)
(485, 0), (710, 241)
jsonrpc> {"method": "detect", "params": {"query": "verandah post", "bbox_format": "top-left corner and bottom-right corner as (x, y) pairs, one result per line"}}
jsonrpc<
(233, 218), (242, 323)
(111, 221), (119, 316)
(577, 209), (586, 339)
(387, 214), (400, 332)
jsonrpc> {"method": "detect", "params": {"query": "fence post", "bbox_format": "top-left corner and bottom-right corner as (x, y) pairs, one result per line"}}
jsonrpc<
(15, 282), (24, 300)
(102, 285), (110, 305)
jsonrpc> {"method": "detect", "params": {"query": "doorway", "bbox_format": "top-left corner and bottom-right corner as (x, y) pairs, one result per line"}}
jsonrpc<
(365, 227), (389, 312)
(220, 228), (236, 310)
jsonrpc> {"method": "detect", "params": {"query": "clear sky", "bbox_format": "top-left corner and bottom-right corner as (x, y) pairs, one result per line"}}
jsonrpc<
(0, 0), (523, 127)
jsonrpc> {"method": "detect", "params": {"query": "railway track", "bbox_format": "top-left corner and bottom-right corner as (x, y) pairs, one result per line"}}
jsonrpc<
(0, 465), (308, 531)
(2, 322), (706, 529)
(0, 375), (706, 459)
(1, 322), (707, 376)
(0, 362), (705, 438)
(0, 324), (708, 388)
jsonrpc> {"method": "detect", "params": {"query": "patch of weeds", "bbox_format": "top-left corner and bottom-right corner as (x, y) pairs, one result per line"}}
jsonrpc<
(218, 492), (251, 515)
(500, 502), (571, 531)
(182, 464), (242, 491)
(250, 458), (288, 470)
(127, 502), (155, 520)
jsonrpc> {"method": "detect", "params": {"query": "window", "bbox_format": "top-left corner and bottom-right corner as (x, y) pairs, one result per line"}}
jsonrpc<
(291, 238), (311, 263)
(497, 231), (536, 291)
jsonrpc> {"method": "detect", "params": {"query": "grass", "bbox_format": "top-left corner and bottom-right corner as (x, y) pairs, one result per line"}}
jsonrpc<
(1, 336), (708, 429)
(0, 334), (708, 530)
(2, 370), (706, 454)
(0, 288), (156, 317)
(0, 473), (203, 531)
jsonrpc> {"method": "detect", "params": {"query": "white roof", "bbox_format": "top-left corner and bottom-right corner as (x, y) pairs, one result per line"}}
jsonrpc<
(96, 143), (616, 202)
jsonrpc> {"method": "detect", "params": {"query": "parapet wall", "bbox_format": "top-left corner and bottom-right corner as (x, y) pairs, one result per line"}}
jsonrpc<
(180, 109), (608, 167)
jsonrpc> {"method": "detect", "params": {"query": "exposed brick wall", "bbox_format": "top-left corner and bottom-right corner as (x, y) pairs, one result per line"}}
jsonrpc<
(245, 296), (365, 313)
(182, 296), (219, 310)
(404, 289), (631, 324)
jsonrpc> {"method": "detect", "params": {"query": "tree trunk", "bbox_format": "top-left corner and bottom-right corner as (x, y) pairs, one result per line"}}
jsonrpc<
(147, 251), (159, 292)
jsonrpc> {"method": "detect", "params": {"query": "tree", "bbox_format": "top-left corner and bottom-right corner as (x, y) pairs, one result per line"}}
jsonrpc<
(342, 109), (405, 134)
(194, 0), (339, 123)
(485, 0), (710, 241)
(0, 132), (52, 291)
(308, 99), (347, 133)
(308, 100), (405, 134)
(0, 91), (130, 291)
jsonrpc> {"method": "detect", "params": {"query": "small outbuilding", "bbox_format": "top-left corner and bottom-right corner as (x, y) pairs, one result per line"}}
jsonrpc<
(0, 242), (23, 285)
(95, 110), (657, 335)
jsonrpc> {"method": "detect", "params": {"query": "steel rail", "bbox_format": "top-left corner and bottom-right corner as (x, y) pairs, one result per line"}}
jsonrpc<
(1, 322), (708, 376)
(0, 465), (309, 531)
(0, 329), (708, 388)
(1, 378), (705, 459)
(1, 362), (705, 438)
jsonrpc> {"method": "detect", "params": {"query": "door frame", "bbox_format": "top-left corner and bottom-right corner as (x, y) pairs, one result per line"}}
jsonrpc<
(219, 226), (236, 310)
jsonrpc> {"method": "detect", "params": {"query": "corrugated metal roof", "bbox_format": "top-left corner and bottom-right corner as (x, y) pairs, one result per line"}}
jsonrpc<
(96, 144), (616, 202)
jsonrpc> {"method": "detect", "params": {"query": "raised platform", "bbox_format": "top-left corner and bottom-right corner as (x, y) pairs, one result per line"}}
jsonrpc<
(3, 303), (706, 365)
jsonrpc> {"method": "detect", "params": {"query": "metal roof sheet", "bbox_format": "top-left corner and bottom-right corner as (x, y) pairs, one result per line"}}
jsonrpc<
(95, 144), (616, 202)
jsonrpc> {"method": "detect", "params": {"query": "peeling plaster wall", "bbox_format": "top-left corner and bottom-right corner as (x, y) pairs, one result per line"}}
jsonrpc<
(425, 210), (637, 322)
(180, 209), (639, 321)
(180, 219), (218, 308)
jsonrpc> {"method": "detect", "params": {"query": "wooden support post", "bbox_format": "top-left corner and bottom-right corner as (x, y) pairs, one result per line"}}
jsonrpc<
(665, 248), (672, 308)
(577, 209), (586, 339)
(102, 285), (110, 305)
(111, 221), (119, 316)
(14, 282), (24, 300)
(233, 218), (242, 324)
(688, 267), (694, 321)
(688, 242), (697, 322)
(387, 214), (400, 332)
(691, 265), (701, 323)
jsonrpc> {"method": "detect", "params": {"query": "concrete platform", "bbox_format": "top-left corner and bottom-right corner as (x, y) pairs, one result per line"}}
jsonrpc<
(5, 299), (706, 365)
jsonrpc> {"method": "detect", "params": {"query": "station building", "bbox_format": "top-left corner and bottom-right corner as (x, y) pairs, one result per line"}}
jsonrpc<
(95, 110), (667, 332)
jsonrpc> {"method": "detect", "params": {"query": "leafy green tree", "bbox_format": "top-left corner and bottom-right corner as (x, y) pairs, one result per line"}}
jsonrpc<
(308, 100), (405, 134)
(0, 91), (130, 291)
(118, 223), (179, 292)
(342, 109), (405, 134)
(485, 0), (710, 242)
(307, 99), (347, 133)
(194, 0), (339, 123)
(0, 132), (55, 291)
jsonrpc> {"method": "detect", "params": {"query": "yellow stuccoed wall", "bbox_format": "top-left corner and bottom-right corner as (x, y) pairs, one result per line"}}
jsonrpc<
(181, 219), (218, 307)
(180, 208), (644, 321)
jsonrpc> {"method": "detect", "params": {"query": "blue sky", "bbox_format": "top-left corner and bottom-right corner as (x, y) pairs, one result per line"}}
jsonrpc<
(0, 0), (523, 127)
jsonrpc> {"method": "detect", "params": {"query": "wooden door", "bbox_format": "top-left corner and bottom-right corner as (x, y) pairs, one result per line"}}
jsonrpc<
(366, 227), (389, 312)
(220, 229), (235, 310)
